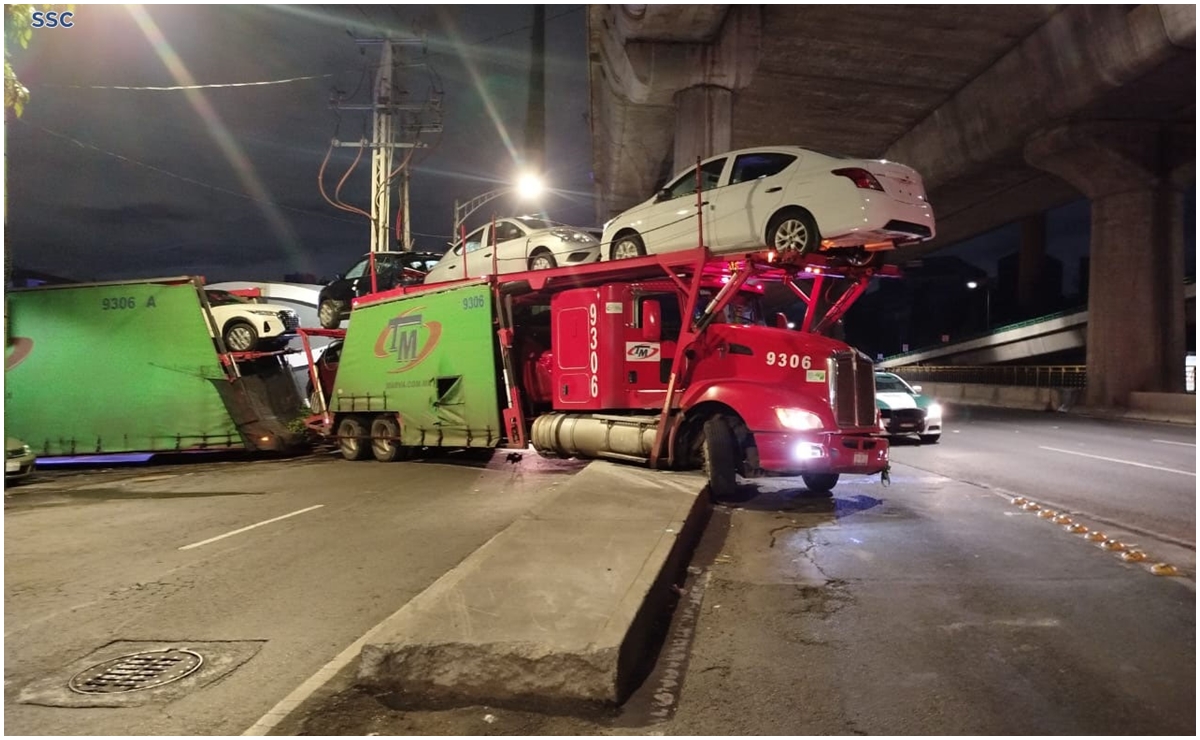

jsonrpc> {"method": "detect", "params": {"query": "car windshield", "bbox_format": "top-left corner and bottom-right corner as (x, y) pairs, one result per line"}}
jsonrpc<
(514, 218), (558, 231)
(875, 374), (912, 393)
(206, 290), (249, 306)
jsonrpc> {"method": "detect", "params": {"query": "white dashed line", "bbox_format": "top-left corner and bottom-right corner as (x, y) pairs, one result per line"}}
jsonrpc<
(178, 505), (324, 550)
(1152, 439), (1196, 448)
(1038, 447), (1196, 477)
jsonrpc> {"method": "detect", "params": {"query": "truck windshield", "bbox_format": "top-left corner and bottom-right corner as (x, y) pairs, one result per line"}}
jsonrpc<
(698, 289), (766, 326)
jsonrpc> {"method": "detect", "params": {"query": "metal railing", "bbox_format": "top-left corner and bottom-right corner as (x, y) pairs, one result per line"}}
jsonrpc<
(892, 365), (1087, 388)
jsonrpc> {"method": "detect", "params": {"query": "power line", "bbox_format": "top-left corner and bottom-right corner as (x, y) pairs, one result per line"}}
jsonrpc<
(42, 73), (335, 92)
(18, 119), (365, 227)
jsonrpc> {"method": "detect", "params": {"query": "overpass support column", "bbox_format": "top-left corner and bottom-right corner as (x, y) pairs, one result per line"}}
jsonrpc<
(1026, 122), (1192, 407)
(1018, 214), (1046, 317)
(674, 85), (733, 175)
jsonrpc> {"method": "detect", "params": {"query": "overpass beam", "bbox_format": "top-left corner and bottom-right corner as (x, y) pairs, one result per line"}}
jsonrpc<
(1025, 122), (1193, 406)
(674, 85), (733, 173)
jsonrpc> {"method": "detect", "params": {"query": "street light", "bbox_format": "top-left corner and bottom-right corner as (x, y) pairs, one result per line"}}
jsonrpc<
(966, 280), (991, 330)
(452, 173), (544, 239)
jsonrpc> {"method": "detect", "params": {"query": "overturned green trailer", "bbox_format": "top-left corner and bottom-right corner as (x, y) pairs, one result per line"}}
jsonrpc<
(5, 277), (306, 457)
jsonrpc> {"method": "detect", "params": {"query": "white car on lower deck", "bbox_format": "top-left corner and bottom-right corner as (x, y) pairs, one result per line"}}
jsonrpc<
(424, 216), (600, 284)
(600, 145), (935, 266)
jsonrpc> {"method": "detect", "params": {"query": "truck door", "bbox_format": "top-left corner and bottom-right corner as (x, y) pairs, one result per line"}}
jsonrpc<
(624, 292), (681, 408)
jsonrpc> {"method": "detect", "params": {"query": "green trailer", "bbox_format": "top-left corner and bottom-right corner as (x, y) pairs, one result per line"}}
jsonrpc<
(5, 277), (305, 456)
(326, 281), (505, 460)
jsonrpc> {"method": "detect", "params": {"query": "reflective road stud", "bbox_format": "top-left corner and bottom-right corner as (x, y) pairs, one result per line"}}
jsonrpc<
(1151, 563), (1182, 577)
(1021, 502), (1041, 512)
(1053, 514), (1072, 525)
(1038, 509), (1057, 519)
(1099, 539), (1126, 552)
(1120, 550), (1147, 563)
(1011, 497), (1028, 506)
(1065, 523), (1088, 534)
(1085, 531), (1107, 542)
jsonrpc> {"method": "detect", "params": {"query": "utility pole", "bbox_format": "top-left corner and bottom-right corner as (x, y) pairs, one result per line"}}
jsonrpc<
(370, 41), (394, 254)
(330, 36), (443, 252)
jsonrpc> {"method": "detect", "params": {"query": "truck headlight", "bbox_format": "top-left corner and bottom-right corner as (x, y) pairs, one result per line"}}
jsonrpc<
(776, 407), (823, 431)
(926, 403), (943, 420)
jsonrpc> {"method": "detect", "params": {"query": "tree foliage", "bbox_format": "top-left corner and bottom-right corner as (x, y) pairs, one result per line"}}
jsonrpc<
(4, 4), (66, 117)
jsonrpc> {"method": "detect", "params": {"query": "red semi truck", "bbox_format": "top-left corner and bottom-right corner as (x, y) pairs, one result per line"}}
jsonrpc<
(305, 247), (892, 497)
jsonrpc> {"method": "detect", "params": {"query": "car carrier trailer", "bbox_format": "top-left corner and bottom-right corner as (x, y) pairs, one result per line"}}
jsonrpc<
(5, 276), (306, 457)
(307, 247), (896, 497)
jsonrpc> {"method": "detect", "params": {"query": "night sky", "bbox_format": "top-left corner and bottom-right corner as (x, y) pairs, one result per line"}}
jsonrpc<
(5, 4), (593, 284)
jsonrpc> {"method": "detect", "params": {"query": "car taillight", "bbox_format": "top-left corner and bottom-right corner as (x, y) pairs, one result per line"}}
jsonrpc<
(832, 167), (885, 191)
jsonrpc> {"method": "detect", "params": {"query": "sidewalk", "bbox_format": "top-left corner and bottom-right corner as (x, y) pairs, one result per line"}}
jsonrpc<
(357, 461), (708, 708)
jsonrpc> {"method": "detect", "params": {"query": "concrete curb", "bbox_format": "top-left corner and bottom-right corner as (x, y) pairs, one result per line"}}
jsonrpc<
(356, 461), (709, 709)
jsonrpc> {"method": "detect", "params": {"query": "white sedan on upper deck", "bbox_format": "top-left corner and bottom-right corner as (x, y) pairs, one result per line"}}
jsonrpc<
(424, 216), (600, 284)
(600, 146), (936, 266)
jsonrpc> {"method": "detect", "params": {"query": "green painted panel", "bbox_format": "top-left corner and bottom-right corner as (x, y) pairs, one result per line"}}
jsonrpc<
(4, 280), (244, 454)
(333, 282), (502, 447)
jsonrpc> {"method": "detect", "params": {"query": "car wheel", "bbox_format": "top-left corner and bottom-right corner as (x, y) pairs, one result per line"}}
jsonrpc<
(318, 298), (348, 329)
(919, 434), (941, 445)
(801, 473), (839, 494)
(222, 321), (258, 352)
(700, 415), (739, 502)
(528, 249), (557, 271)
(370, 415), (409, 462)
(611, 233), (646, 260)
(337, 416), (370, 460)
(767, 208), (820, 254)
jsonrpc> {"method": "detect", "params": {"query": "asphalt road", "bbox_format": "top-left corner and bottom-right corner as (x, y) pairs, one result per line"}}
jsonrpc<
(287, 408), (1196, 735)
(5, 409), (1195, 735)
(3, 450), (582, 735)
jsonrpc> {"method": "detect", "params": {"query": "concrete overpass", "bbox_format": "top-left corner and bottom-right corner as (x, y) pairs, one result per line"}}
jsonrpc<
(587, 5), (1195, 409)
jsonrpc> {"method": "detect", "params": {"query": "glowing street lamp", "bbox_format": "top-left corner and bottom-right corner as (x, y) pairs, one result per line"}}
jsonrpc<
(452, 173), (545, 238)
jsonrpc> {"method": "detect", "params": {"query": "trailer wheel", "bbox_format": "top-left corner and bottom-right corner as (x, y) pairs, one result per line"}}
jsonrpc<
(370, 416), (409, 462)
(223, 320), (259, 352)
(318, 298), (348, 329)
(337, 416), (370, 461)
(701, 415), (738, 502)
(801, 473), (839, 494)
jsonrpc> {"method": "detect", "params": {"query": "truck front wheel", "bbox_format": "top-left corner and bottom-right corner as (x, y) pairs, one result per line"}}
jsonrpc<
(701, 415), (739, 502)
(370, 416), (409, 462)
(337, 416), (370, 461)
(801, 473), (839, 495)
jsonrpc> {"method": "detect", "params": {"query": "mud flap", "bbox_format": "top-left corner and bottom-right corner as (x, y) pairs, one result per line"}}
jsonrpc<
(210, 357), (307, 452)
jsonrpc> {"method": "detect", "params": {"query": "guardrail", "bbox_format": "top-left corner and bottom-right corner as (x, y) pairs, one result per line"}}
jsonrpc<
(892, 365), (1087, 388)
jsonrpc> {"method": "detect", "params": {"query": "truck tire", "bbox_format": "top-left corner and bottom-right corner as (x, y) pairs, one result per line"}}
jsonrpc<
(319, 298), (347, 329)
(919, 434), (941, 445)
(801, 473), (839, 494)
(701, 415), (738, 502)
(370, 416), (408, 462)
(337, 416), (370, 461)
(222, 320), (259, 352)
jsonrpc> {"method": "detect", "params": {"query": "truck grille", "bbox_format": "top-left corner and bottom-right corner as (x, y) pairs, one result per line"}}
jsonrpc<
(882, 408), (925, 423)
(831, 350), (876, 428)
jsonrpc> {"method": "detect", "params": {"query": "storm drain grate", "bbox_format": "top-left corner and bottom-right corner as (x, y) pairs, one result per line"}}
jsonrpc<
(68, 648), (203, 694)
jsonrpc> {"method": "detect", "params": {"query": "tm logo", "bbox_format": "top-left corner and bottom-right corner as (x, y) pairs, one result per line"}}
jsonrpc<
(373, 307), (442, 373)
(625, 342), (661, 361)
(31, 11), (74, 28)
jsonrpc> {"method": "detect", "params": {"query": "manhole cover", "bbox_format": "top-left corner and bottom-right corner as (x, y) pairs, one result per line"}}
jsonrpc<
(68, 648), (203, 694)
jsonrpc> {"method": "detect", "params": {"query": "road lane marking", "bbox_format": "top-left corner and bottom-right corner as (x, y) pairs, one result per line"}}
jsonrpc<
(1152, 439), (1196, 447)
(1038, 446), (1196, 477)
(178, 505), (324, 551)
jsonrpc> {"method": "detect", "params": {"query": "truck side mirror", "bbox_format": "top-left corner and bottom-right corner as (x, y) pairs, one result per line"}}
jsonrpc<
(776, 313), (789, 329)
(912, 384), (923, 393)
(643, 300), (662, 343)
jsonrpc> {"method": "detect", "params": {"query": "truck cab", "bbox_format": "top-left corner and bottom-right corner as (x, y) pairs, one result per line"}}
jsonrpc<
(521, 271), (887, 497)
